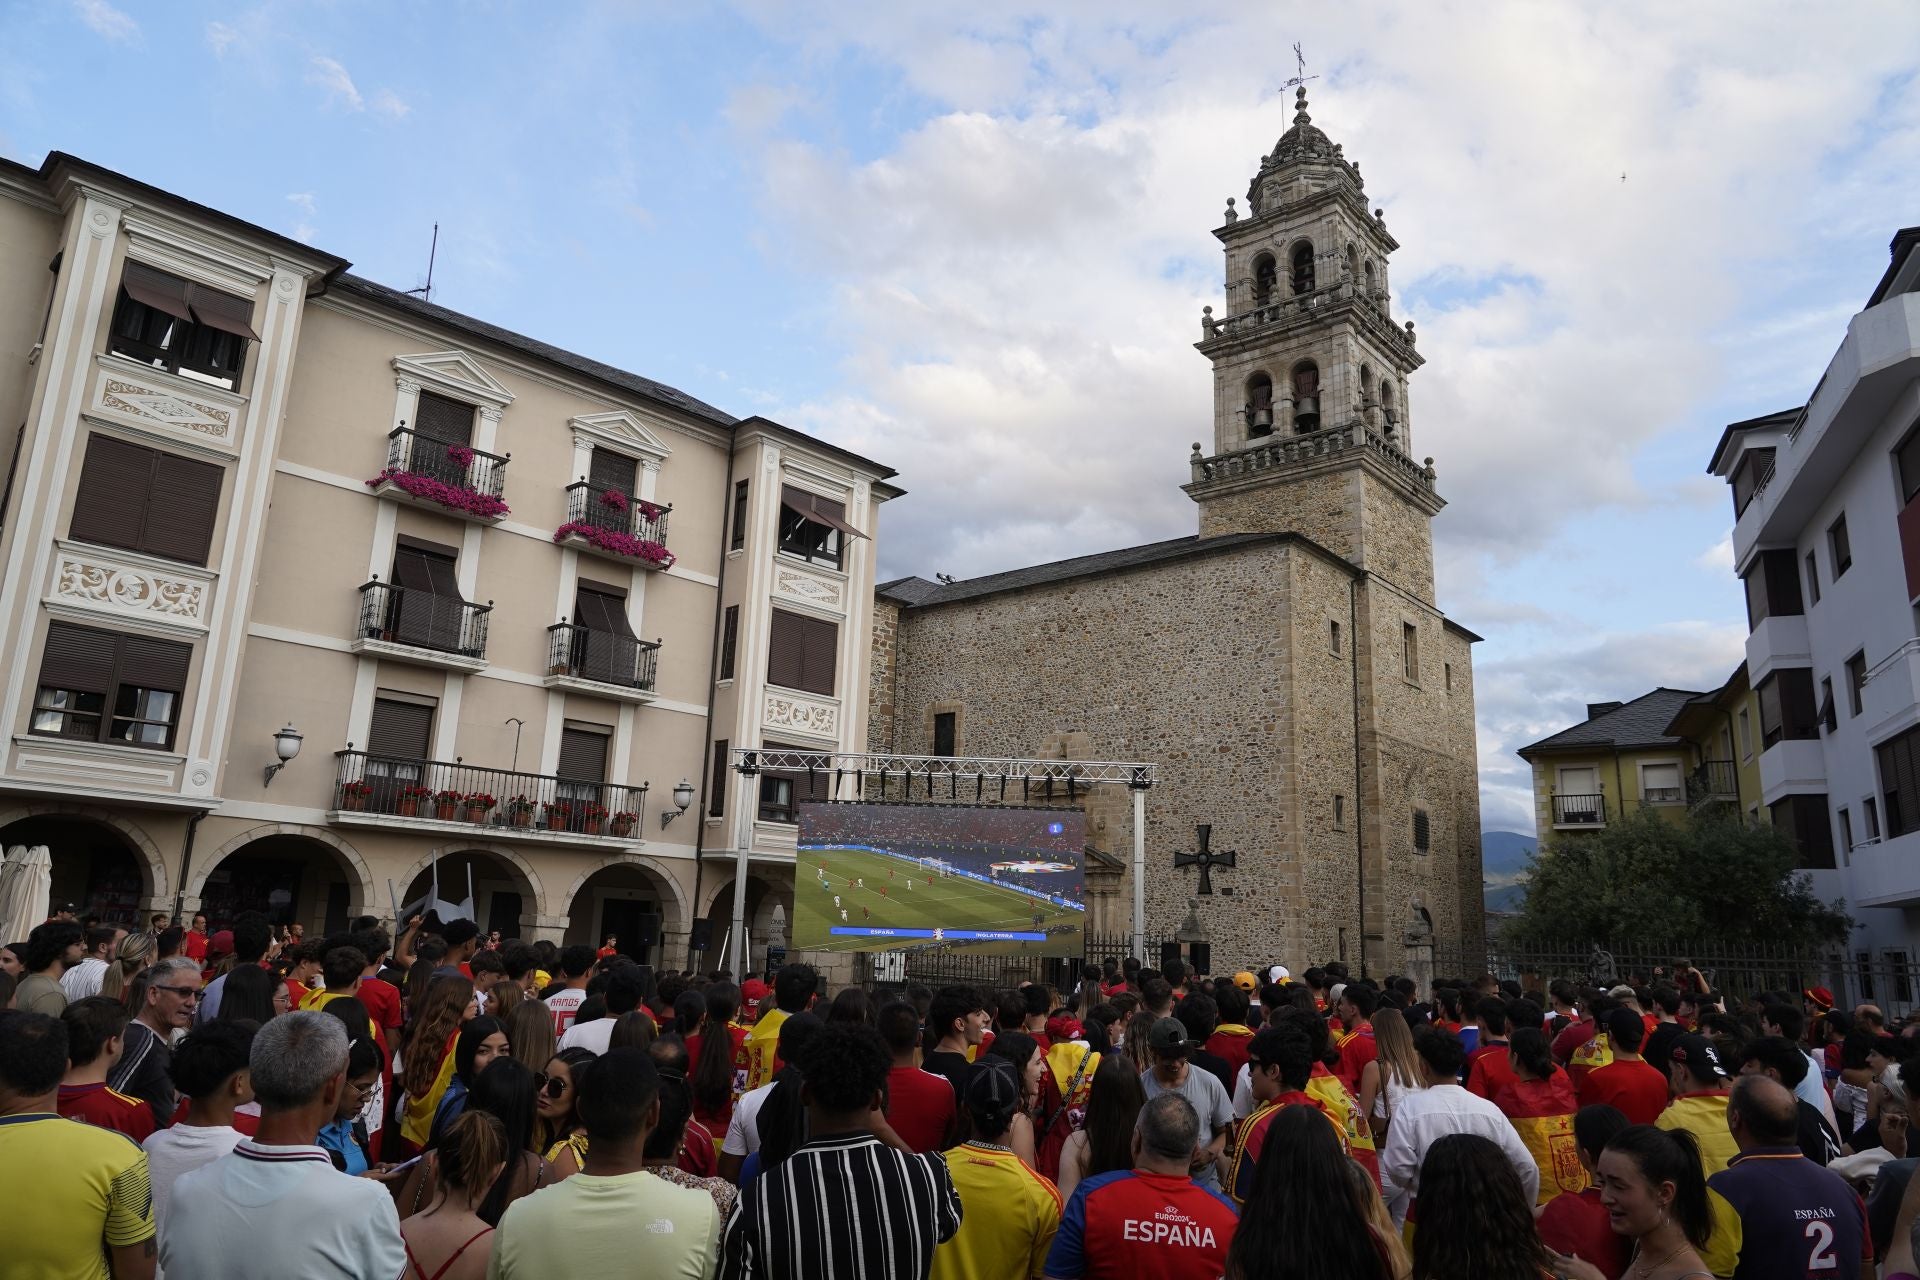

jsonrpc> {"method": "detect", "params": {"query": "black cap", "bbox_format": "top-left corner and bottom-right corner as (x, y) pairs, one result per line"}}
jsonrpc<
(1670, 1032), (1727, 1080)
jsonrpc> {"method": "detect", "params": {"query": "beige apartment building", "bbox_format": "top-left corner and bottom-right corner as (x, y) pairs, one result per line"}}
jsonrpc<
(0, 152), (898, 972)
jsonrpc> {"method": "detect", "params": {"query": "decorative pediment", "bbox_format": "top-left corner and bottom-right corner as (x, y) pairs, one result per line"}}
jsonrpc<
(568, 410), (672, 464)
(392, 351), (514, 409)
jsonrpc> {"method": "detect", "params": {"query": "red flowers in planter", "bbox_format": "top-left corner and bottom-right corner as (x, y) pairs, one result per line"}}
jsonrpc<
(552, 521), (675, 567)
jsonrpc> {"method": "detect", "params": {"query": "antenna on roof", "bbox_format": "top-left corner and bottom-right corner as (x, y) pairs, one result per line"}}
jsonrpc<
(402, 222), (439, 302)
(1279, 42), (1318, 94)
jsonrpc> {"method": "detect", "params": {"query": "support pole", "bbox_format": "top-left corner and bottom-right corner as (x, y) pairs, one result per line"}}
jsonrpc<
(730, 755), (760, 979)
(1131, 782), (1147, 963)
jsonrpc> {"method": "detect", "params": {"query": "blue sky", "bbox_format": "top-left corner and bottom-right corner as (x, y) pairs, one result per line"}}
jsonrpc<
(5, 2), (1918, 833)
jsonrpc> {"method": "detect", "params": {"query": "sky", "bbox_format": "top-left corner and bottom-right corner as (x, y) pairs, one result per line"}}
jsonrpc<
(4, 1), (1918, 835)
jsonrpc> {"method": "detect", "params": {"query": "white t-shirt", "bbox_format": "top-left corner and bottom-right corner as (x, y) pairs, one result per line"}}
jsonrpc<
(60, 956), (109, 1000)
(162, 1139), (406, 1280)
(143, 1123), (243, 1280)
(721, 1082), (776, 1156)
(545, 988), (586, 1036)
(1379, 1083), (1541, 1222)
(557, 1017), (616, 1057)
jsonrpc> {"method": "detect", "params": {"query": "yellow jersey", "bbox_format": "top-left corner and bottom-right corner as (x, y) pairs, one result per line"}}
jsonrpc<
(933, 1142), (1062, 1280)
(1655, 1091), (1737, 1176)
(0, 1112), (155, 1278)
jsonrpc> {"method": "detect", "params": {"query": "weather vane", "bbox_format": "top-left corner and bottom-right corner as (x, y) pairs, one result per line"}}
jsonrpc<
(1280, 42), (1319, 94)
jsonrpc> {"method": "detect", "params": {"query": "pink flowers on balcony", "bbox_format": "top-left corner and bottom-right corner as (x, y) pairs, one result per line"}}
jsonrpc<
(596, 488), (664, 523)
(366, 469), (510, 519)
(552, 520), (676, 567)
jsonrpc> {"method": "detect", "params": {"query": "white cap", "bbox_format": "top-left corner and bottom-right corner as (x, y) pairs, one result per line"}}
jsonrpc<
(1328, 982), (1347, 1005)
(1268, 965), (1291, 984)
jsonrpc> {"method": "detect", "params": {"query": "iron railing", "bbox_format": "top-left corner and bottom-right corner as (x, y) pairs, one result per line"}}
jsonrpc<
(357, 580), (490, 658)
(1191, 420), (1435, 493)
(333, 750), (648, 837)
(1693, 760), (1740, 800)
(564, 481), (671, 543)
(1551, 793), (1607, 827)
(383, 428), (508, 499)
(546, 622), (660, 691)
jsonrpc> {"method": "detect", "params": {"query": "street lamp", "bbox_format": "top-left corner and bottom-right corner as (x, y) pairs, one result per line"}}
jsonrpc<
(263, 724), (303, 787)
(660, 779), (697, 829)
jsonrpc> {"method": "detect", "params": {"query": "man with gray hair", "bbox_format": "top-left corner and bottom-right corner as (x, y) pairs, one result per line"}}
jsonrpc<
(160, 1012), (404, 1280)
(110, 954), (201, 1130)
(1043, 1093), (1238, 1280)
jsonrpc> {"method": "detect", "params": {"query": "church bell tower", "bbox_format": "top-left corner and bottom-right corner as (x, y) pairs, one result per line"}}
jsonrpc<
(1184, 86), (1445, 603)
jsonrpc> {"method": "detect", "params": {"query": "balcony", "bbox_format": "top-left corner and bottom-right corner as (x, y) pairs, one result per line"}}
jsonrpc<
(1745, 614), (1811, 686)
(1863, 638), (1920, 740)
(1758, 738), (1827, 807)
(1552, 793), (1607, 829)
(331, 750), (649, 847)
(544, 622), (661, 704)
(1185, 420), (1440, 509)
(350, 580), (490, 672)
(1692, 759), (1741, 802)
(367, 429), (510, 523)
(553, 481), (674, 570)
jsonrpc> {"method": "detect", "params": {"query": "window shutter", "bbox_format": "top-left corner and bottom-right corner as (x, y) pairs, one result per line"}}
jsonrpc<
(390, 547), (434, 592)
(68, 434), (154, 554)
(117, 634), (191, 691)
(799, 615), (838, 695)
(558, 727), (609, 782)
(119, 262), (194, 323)
(141, 452), (225, 566)
(412, 391), (475, 446)
(185, 285), (261, 341)
(720, 605), (739, 680)
(709, 739), (729, 816)
(767, 610), (805, 690)
(38, 621), (118, 693)
(589, 448), (637, 496)
(1412, 809), (1431, 852)
(575, 584), (634, 638)
(367, 698), (434, 759)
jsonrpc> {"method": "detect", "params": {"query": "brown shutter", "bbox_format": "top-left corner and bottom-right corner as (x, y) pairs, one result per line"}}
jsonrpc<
(38, 621), (118, 694)
(719, 605), (739, 680)
(117, 634), (192, 691)
(558, 727), (609, 782)
(766, 610), (804, 689)
(119, 262), (194, 323)
(68, 434), (154, 554)
(781, 484), (866, 542)
(799, 615), (838, 695)
(367, 697), (433, 759)
(709, 739), (729, 816)
(141, 452), (224, 566)
(412, 391), (474, 446)
(575, 584), (634, 638)
(589, 448), (637, 496)
(186, 285), (261, 341)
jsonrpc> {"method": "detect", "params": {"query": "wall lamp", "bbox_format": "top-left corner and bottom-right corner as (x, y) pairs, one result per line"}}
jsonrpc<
(263, 724), (304, 787)
(660, 779), (697, 828)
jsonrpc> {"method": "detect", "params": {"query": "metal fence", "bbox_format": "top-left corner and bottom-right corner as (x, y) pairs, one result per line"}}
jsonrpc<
(898, 929), (1181, 993)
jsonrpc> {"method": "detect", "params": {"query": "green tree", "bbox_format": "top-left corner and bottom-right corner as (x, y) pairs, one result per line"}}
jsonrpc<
(1505, 806), (1851, 949)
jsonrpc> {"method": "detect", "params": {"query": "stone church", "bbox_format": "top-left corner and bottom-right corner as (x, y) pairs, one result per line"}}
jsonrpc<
(867, 88), (1485, 977)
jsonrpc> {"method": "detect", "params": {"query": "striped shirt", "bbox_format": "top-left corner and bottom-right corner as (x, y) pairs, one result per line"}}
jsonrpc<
(721, 1131), (962, 1280)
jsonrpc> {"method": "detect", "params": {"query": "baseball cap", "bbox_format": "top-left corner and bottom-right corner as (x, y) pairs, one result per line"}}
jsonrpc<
(1268, 965), (1292, 984)
(740, 978), (771, 1003)
(1670, 1033), (1728, 1080)
(1804, 986), (1835, 1010)
(209, 929), (235, 956)
(1147, 1016), (1193, 1055)
(1045, 1014), (1084, 1043)
(1232, 971), (1259, 993)
(965, 1058), (1022, 1130)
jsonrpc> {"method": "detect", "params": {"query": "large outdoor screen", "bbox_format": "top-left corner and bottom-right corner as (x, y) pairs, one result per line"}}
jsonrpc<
(794, 802), (1086, 957)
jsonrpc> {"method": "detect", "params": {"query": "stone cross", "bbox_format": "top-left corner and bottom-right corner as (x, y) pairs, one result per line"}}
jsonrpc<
(1173, 824), (1237, 895)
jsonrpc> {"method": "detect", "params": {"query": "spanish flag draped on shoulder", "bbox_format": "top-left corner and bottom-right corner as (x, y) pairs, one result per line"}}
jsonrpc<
(1491, 1074), (1586, 1205)
(1229, 1092), (1349, 1206)
(1305, 1063), (1379, 1185)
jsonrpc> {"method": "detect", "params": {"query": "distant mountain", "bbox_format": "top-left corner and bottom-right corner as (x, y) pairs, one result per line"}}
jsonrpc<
(1482, 830), (1537, 914)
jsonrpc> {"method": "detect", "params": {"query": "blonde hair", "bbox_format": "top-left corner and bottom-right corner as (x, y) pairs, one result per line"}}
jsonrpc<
(489, 981), (522, 1017)
(505, 999), (555, 1073)
(1345, 1155), (1411, 1280)
(1125, 1010), (1157, 1073)
(1371, 1007), (1423, 1090)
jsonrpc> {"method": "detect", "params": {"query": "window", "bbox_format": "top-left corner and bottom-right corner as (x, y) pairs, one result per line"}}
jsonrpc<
(1866, 795), (1882, 840)
(1290, 242), (1315, 294)
(1334, 795), (1346, 829)
(387, 538), (470, 652)
(589, 448), (637, 501)
(1412, 809), (1430, 853)
(758, 739), (830, 823)
(1899, 425), (1920, 505)
(1252, 254), (1276, 306)
(407, 391), (476, 487)
(1830, 515), (1852, 578)
(1329, 620), (1341, 655)
(108, 262), (257, 388)
(933, 712), (957, 758)
(1444, 662), (1453, 692)
(363, 694), (434, 798)
(1641, 762), (1683, 804)
(717, 605), (740, 681)
(1859, 951), (1876, 1000)
(766, 609), (837, 696)
(777, 486), (858, 569)
(758, 774), (794, 823)
(1896, 952), (1915, 1005)
(730, 479), (749, 551)
(708, 740), (730, 817)
(1879, 723), (1920, 837)
(1245, 373), (1274, 437)
(1820, 677), (1837, 734)
(1742, 550), (1804, 628)
(68, 433), (224, 566)
(1757, 668), (1818, 749)
(1840, 807), (1855, 853)
(1291, 363), (1321, 431)
(1805, 551), (1821, 605)
(556, 724), (612, 816)
(1738, 707), (1753, 758)
(1730, 447), (1776, 517)
(32, 621), (190, 750)
(1402, 623), (1419, 682)
(1769, 794), (1836, 869)
(569, 580), (636, 685)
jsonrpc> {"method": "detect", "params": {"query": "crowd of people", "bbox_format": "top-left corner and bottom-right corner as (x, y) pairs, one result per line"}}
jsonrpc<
(9, 911), (1920, 1279)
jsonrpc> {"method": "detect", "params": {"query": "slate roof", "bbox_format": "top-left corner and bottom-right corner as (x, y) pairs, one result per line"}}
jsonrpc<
(1516, 687), (1706, 759)
(883, 533), (1293, 608)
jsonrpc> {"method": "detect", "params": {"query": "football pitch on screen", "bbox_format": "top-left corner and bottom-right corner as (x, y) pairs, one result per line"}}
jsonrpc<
(792, 845), (1084, 957)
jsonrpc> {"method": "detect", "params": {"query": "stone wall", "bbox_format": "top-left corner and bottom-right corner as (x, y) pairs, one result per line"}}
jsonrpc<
(1196, 465), (1434, 602)
(868, 596), (902, 754)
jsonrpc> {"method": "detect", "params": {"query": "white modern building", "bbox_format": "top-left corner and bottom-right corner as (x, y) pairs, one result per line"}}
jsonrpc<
(1711, 225), (1920, 965)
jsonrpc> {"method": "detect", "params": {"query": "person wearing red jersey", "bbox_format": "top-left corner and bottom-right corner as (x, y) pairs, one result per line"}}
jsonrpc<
(1463, 996), (1513, 1099)
(1044, 1091), (1238, 1280)
(1491, 1027), (1587, 1206)
(1334, 984), (1379, 1092)
(1550, 989), (1601, 1064)
(1202, 984), (1257, 1084)
(1229, 1025), (1347, 1205)
(183, 912), (209, 963)
(58, 997), (156, 1141)
(880, 1000), (957, 1153)
(349, 928), (405, 1040)
(596, 934), (619, 960)
(1535, 1104), (1633, 1280)
(1578, 1008), (1670, 1125)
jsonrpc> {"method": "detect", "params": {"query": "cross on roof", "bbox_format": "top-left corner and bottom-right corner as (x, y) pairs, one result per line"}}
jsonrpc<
(1280, 42), (1319, 94)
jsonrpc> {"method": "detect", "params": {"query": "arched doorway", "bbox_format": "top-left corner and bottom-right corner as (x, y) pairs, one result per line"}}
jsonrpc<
(0, 813), (157, 927)
(699, 874), (791, 977)
(401, 848), (541, 941)
(194, 830), (371, 936)
(563, 859), (683, 966)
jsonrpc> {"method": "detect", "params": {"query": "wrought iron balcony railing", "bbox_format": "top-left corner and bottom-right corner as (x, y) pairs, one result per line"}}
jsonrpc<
(333, 750), (648, 838)
(357, 580), (491, 659)
(1693, 760), (1740, 801)
(546, 622), (660, 691)
(1552, 793), (1607, 827)
(384, 428), (509, 499)
(565, 481), (671, 542)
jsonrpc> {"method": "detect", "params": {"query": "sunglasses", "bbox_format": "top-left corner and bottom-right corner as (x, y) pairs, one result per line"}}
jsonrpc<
(152, 985), (201, 1001)
(534, 1073), (570, 1099)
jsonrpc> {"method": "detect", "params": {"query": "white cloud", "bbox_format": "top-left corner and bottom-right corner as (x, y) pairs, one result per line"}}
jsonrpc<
(72, 0), (137, 42)
(205, 21), (239, 56)
(286, 192), (317, 244)
(370, 89), (410, 119)
(1694, 534), (1734, 574)
(307, 56), (363, 112)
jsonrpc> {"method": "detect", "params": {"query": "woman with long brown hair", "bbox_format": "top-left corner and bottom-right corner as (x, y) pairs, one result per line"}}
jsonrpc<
(1359, 1007), (1422, 1142)
(503, 999), (555, 1075)
(399, 974), (475, 1152)
(399, 1109), (503, 1280)
(1409, 1133), (1555, 1280)
(1225, 1106), (1398, 1280)
(1055, 1055), (1147, 1200)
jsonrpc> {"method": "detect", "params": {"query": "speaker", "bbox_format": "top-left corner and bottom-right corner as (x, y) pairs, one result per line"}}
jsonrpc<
(1188, 942), (1211, 977)
(689, 919), (713, 952)
(635, 913), (661, 949)
(1159, 941), (1182, 971)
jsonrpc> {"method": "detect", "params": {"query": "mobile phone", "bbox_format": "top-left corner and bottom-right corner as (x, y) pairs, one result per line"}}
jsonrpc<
(385, 1153), (424, 1174)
